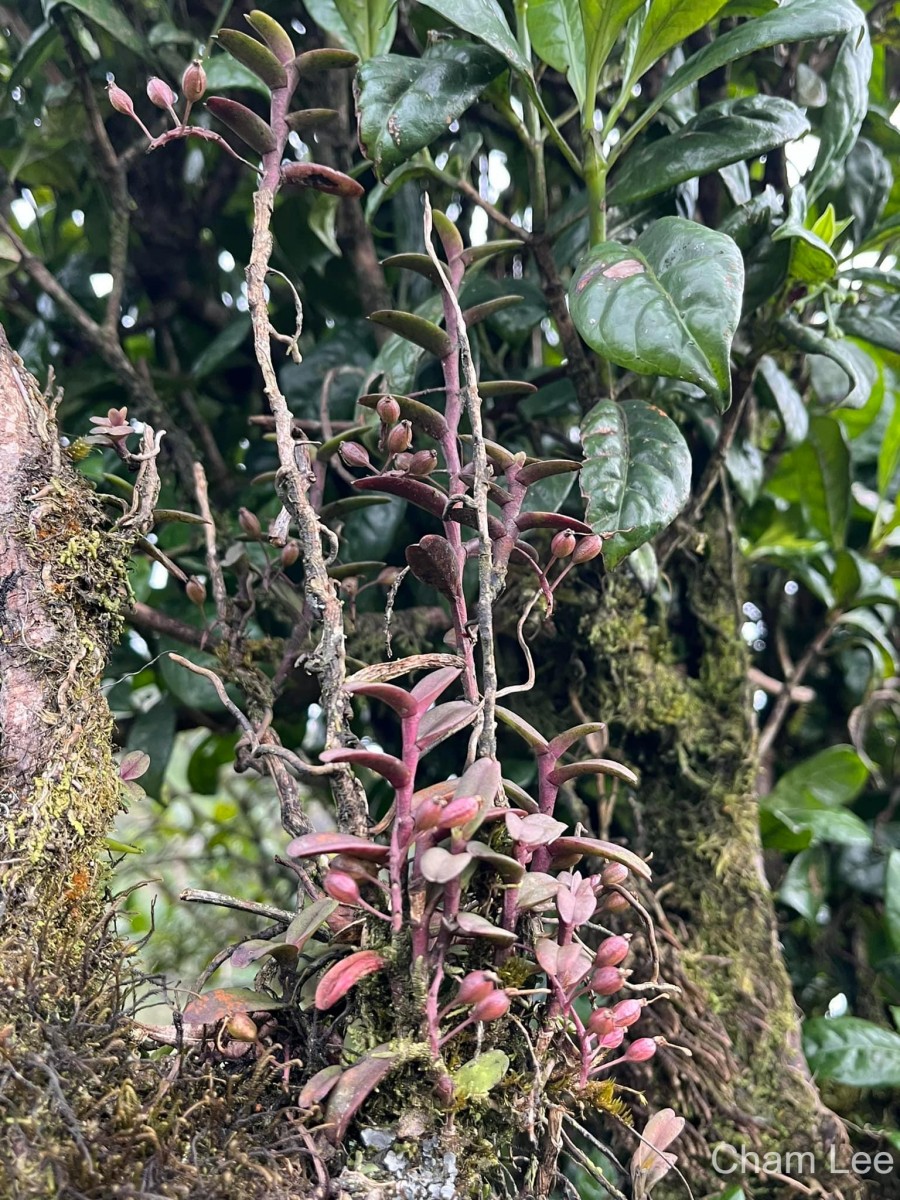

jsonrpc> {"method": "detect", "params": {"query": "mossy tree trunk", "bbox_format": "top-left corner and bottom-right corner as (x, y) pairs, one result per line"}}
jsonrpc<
(512, 508), (862, 1199)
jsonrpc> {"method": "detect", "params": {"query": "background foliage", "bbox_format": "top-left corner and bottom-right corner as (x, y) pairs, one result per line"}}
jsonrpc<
(2, 0), (900, 1193)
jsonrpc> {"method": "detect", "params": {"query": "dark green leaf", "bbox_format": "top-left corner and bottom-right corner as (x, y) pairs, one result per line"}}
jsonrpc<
(358, 42), (504, 175)
(609, 97), (809, 207)
(126, 701), (175, 800)
(203, 55), (271, 96)
(44, 0), (145, 56)
(368, 309), (453, 358)
(9, 22), (61, 92)
(333, 0), (397, 58)
(768, 746), (869, 810)
(580, 399), (691, 568)
(369, 295), (444, 392)
(191, 316), (251, 379)
(570, 218), (744, 409)
(756, 356), (808, 446)
(205, 97), (276, 154)
(216, 29), (288, 89)
(777, 317), (872, 410)
(420, 0), (531, 77)
(767, 416), (851, 549)
(808, 24), (872, 202)
(885, 850), (900, 954)
(804, 1017), (900, 1088)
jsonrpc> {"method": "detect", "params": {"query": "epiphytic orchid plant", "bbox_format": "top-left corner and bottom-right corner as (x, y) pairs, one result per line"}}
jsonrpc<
(105, 9), (683, 1195)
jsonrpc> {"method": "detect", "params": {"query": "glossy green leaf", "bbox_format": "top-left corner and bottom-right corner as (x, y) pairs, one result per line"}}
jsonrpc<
(358, 42), (504, 175)
(528, 0), (587, 107)
(877, 397), (900, 500)
(191, 316), (251, 379)
(420, 0), (531, 77)
(580, 0), (645, 103)
(9, 22), (61, 92)
(569, 218), (743, 408)
(804, 1016), (900, 1088)
(609, 97), (809, 207)
(579, 399), (691, 569)
(306, 0), (396, 58)
(777, 318), (872, 411)
(369, 295), (445, 392)
(628, 0), (730, 85)
(44, 0), (145, 56)
(756, 356), (808, 446)
(808, 23), (872, 202)
(216, 29), (288, 89)
(768, 746), (869, 810)
(616, 0), (866, 166)
(768, 416), (850, 549)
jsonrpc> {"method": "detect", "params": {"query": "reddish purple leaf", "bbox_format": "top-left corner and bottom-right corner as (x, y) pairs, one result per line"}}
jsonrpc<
(515, 511), (592, 534)
(182, 987), (282, 1025)
(517, 459), (581, 485)
(505, 812), (567, 848)
(549, 758), (638, 787)
(343, 680), (417, 717)
(355, 475), (505, 537)
(496, 706), (549, 751)
(406, 535), (462, 601)
(315, 949), (387, 1011)
(515, 872), (560, 911)
(320, 747), (411, 790)
(298, 1064), (343, 1110)
(547, 723), (608, 760)
(416, 701), (478, 752)
(548, 836), (651, 881)
(323, 1046), (398, 1142)
(286, 832), (389, 862)
(119, 750), (150, 781)
(452, 911), (517, 946)
(410, 665), (463, 709)
(420, 847), (472, 884)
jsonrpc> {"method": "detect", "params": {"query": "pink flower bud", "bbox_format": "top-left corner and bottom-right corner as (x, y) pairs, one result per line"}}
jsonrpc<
(386, 421), (413, 457)
(147, 77), (177, 110)
(436, 795), (480, 830)
(595, 935), (630, 968)
(612, 999), (644, 1028)
(185, 577), (207, 606)
(107, 81), (136, 116)
(281, 541), (300, 567)
(238, 507), (262, 539)
(182, 59), (206, 103)
(551, 529), (576, 559)
(625, 1037), (658, 1063)
(590, 967), (624, 996)
(413, 796), (444, 833)
(572, 533), (604, 564)
(376, 395), (401, 425)
(472, 990), (510, 1022)
(600, 890), (630, 913)
(456, 971), (496, 1006)
(587, 1009), (616, 1038)
(601, 862), (629, 886)
(339, 441), (371, 469)
(598, 1027), (625, 1049)
(323, 870), (361, 906)
(393, 452), (414, 472)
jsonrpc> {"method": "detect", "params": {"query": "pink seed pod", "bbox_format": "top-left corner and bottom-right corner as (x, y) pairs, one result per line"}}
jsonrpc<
(587, 1008), (616, 1038)
(551, 529), (576, 559)
(595, 935), (630, 968)
(376, 395), (401, 425)
(386, 421), (413, 456)
(572, 533), (604, 564)
(340, 441), (371, 469)
(281, 541), (300, 567)
(185, 577), (207, 606)
(147, 77), (177, 110)
(182, 59), (206, 103)
(393, 452), (414, 472)
(456, 971), (496, 1006)
(625, 1037), (658, 1063)
(612, 999), (644, 1028)
(107, 81), (136, 116)
(472, 990), (510, 1022)
(590, 967), (625, 996)
(598, 1027), (625, 1050)
(238, 507), (262, 539)
(323, 870), (361, 906)
(408, 450), (438, 477)
(600, 890), (630, 913)
(601, 862), (629, 887)
(413, 796), (444, 833)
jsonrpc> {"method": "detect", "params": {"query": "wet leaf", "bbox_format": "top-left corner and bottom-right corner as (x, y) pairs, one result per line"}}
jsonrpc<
(368, 310), (453, 358)
(298, 1064), (343, 1109)
(205, 96), (276, 155)
(570, 218), (744, 409)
